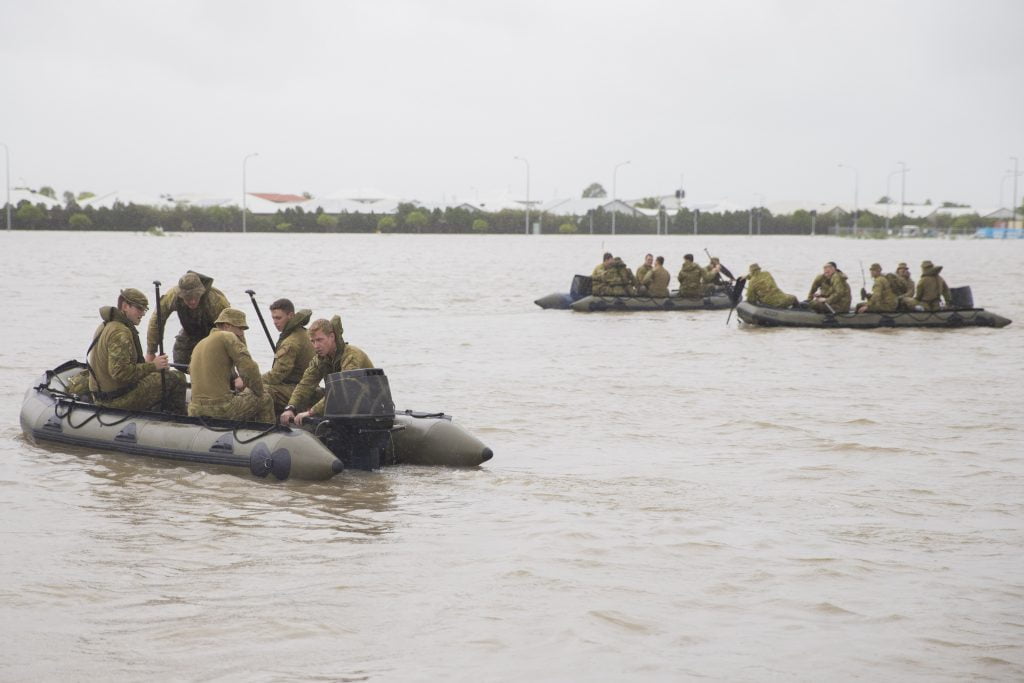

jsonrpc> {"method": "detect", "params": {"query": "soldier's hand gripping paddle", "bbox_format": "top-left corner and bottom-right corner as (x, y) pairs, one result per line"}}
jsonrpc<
(245, 289), (277, 353)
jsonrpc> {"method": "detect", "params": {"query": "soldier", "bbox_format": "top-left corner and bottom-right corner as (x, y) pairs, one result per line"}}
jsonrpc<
(643, 256), (672, 297)
(635, 253), (654, 295)
(602, 257), (635, 296)
(187, 308), (275, 423)
(808, 262), (851, 313)
(703, 256), (727, 294)
(279, 316), (375, 426)
(856, 263), (898, 313)
(915, 260), (952, 311)
(146, 270), (230, 365)
(261, 298), (317, 414)
(88, 287), (187, 413)
(677, 253), (705, 299)
(746, 263), (798, 308)
(591, 252), (613, 296)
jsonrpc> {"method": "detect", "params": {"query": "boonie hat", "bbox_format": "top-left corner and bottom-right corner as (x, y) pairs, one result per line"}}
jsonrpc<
(120, 288), (149, 310)
(178, 272), (206, 298)
(748, 263), (760, 273)
(897, 262), (909, 270)
(214, 308), (249, 329)
(921, 260), (935, 270)
(869, 263), (882, 272)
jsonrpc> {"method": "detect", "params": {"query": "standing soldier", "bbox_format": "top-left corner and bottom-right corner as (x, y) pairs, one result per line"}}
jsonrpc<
(635, 253), (654, 295)
(146, 271), (230, 365)
(88, 287), (187, 413)
(643, 256), (672, 297)
(677, 253), (704, 299)
(261, 298), (316, 414)
(915, 260), (952, 310)
(279, 316), (374, 426)
(856, 263), (899, 313)
(746, 263), (798, 308)
(188, 308), (275, 423)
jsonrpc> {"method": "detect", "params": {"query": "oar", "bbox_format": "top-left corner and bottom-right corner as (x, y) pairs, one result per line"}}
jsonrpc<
(725, 276), (746, 325)
(153, 280), (166, 411)
(244, 289), (277, 353)
(703, 247), (735, 281)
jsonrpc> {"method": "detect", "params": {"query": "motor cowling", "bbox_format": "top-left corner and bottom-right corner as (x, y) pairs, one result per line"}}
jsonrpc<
(320, 368), (396, 470)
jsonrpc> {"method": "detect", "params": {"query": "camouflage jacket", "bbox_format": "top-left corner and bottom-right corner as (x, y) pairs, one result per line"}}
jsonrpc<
(644, 265), (671, 297)
(146, 271), (230, 354)
(677, 261), (704, 298)
(590, 263), (608, 295)
(823, 273), (852, 312)
(287, 315), (374, 415)
(864, 275), (898, 313)
(885, 272), (913, 297)
(807, 273), (826, 300)
(635, 264), (653, 287)
(88, 306), (158, 395)
(262, 309), (314, 386)
(189, 330), (264, 404)
(703, 265), (725, 287)
(602, 261), (634, 296)
(915, 266), (951, 310)
(746, 271), (795, 307)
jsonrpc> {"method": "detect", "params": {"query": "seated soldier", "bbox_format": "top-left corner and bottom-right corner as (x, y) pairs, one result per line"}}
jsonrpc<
(856, 263), (899, 313)
(808, 262), (851, 314)
(643, 255), (672, 297)
(635, 253), (654, 295)
(677, 253), (704, 299)
(602, 257), (635, 296)
(279, 316), (374, 426)
(188, 308), (275, 423)
(591, 252), (613, 296)
(745, 263), (798, 308)
(703, 256), (728, 294)
(88, 287), (187, 413)
(261, 298), (317, 414)
(915, 260), (953, 311)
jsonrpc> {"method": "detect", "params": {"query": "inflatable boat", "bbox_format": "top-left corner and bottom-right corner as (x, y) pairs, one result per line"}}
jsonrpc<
(571, 292), (733, 313)
(20, 361), (494, 481)
(535, 274), (592, 309)
(735, 301), (1012, 329)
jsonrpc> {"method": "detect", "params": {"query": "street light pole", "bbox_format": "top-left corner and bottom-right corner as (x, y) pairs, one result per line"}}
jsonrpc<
(514, 156), (530, 235)
(838, 163), (859, 231)
(611, 160), (630, 235)
(885, 169), (901, 233)
(898, 161), (908, 223)
(1013, 156), (1020, 229)
(1, 142), (10, 230)
(242, 152), (259, 233)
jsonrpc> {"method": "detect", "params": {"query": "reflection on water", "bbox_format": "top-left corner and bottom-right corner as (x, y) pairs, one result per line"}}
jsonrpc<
(1, 231), (1022, 680)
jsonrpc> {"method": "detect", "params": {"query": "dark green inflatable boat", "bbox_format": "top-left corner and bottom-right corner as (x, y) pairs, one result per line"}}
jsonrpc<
(735, 301), (1012, 329)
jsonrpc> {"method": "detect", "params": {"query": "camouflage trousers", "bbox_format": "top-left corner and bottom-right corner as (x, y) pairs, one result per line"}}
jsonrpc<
(188, 389), (275, 424)
(172, 333), (203, 366)
(265, 382), (323, 416)
(809, 300), (845, 314)
(100, 370), (188, 415)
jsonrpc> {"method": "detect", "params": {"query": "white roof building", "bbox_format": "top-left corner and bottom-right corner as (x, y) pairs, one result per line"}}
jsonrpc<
(79, 190), (174, 210)
(10, 188), (63, 208)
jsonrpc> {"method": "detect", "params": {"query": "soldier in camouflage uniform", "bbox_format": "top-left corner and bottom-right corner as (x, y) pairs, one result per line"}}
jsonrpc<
(703, 256), (727, 294)
(146, 271), (231, 365)
(601, 257), (635, 296)
(279, 316), (374, 426)
(635, 254), (654, 295)
(643, 256), (672, 297)
(591, 252), (613, 296)
(88, 288), (187, 413)
(856, 263), (899, 313)
(261, 298), (317, 414)
(677, 254), (705, 299)
(187, 308), (275, 423)
(746, 263), (798, 308)
(915, 260), (952, 311)
(808, 262), (851, 313)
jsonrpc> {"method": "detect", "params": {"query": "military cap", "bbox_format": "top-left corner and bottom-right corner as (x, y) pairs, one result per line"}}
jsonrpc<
(921, 260), (935, 270)
(177, 272), (206, 298)
(120, 288), (149, 310)
(748, 263), (760, 273)
(897, 262), (909, 269)
(869, 263), (882, 272)
(214, 308), (249, 329)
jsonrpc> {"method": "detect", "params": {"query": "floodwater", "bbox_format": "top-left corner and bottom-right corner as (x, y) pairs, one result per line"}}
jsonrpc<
(1, 230), (1022, 681)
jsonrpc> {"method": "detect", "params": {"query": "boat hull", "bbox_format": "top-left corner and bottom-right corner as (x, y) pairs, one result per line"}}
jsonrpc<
(735, 302), (1012, 328)
(571, 293), (733, 312)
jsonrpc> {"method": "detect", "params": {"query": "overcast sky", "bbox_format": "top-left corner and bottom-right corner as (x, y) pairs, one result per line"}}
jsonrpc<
(3, 0), (1023, 208)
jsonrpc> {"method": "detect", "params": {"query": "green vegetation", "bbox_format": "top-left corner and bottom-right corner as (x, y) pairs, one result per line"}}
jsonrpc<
(471, 218), (489, 233)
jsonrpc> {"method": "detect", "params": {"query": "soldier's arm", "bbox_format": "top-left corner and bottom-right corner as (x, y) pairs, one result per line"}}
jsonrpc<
(146, 291), (177, 355)
(109, 328), (157, 384)
(287, 359), (323, 412)
(262, 343), (296, 385)
(228, 336), (265, 396)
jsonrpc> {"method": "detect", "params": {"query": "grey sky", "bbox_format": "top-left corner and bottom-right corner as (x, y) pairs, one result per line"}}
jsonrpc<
(4, 0), (1023, 208)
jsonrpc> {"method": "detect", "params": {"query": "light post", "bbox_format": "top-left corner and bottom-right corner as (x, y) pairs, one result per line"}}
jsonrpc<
(513, 156), (530, 235)
(242, 152), (259, 233)
(898, 161), (908, 223)
(1013, 156), (1020, 229)
(611, 160), (630, 235)
(838, 163), (859, 231)
(755, 193), (765, 235)
(1000, 171), (1015, 210)
(1, 142), (10, 230)
(693, 208), (699, 236)
(885, 168), (901, 233)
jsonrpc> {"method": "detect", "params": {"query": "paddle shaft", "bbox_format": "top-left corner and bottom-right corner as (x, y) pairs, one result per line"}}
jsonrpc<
(153, 280), (166, 411)
(245, 289), (277, 353)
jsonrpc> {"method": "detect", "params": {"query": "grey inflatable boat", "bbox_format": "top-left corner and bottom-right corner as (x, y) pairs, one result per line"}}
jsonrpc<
(735, 301), (1012, 329)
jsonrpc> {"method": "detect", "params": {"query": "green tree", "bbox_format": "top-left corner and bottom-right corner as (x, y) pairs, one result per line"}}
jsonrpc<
(62, 191), (77, 206)
(405, 210), (428, 233)
(16, 202), (45, 227)
(634, 197), (661, 209)
(951, 214), (977, 231)
(876, 196), (891, 204)
(582, 182), (607, 198)
(77, 191), (95, 201)
(940, 200), (969, 208)
(471, 218), (489, 233)
(68, 212), (92, 230)
(275, 222), (294, 232)
(558, 222), (578, 234)
(377, 215), (397, 232)
(316, 213), (338, 230)
(38, 186), (57, 199)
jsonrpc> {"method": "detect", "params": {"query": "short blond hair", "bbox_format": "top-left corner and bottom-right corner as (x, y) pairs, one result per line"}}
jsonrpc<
(308, 318), (334, 336)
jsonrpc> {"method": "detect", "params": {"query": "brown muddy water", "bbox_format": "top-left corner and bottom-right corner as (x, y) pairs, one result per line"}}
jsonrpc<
(1, 231), (1022, 681)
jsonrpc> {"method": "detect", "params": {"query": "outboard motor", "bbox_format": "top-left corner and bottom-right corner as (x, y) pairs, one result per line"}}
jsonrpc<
(319, 368), (396, 470)
(570, 274), (593, 298)
(949, 286), (973, 309)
